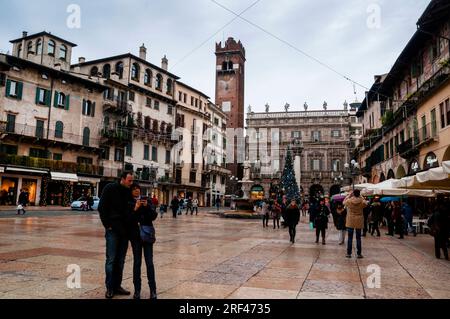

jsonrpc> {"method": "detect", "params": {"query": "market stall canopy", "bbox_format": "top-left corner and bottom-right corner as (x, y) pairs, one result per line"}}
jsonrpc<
(392, 161), (450, 191)
(360, 178), (436, 197)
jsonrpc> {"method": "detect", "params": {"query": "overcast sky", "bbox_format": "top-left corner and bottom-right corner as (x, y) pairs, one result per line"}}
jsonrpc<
(0, 0), (431, 112)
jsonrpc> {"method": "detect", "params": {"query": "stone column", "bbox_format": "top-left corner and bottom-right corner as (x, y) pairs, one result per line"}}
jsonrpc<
(294, 155), (301, 190)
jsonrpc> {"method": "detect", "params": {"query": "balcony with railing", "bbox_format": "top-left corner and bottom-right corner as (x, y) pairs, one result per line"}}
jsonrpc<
(1, 122), (101, 150)
(0, 154), (103, 176)
(100, 127), (132, 146)
(397, 138), (416, 159)
(205, 163), (231, 175)
(417, 122), (439, 147)
(103, 97), (132, 115)
(133, 126), (176, 145)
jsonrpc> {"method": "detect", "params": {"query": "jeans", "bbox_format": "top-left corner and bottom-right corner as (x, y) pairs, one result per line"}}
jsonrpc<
(131, 238), (157, 294)
(288, 225), (296, 242)
(191, 207), (198, 215)
(273, 217), (280, 229)
(262, 214), (269, 227)
(347, 228), (362, 256)
(105, 229), (129, 291)
(172, 207), (178, 218)
(338, 229), (346, 244)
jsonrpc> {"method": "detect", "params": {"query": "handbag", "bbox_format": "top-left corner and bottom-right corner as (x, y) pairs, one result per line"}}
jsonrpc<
(139, 225), (156, 244)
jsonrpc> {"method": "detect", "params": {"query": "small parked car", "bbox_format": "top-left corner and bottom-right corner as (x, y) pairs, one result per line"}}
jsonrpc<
(71, 196), (100, 211)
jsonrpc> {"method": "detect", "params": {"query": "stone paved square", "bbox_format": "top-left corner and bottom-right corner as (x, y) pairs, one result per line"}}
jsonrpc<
(0, 211), (449, 299)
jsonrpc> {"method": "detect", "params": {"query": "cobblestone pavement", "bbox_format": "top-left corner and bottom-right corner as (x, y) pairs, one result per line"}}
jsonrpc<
(0, 211), (449, 299)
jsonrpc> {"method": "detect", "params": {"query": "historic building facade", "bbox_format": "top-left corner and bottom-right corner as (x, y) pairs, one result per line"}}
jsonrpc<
(0, 31), (230, 207)
(356, 1), (450, 184)
(0, 32), (106, 206)
(246, 105), (355, 199)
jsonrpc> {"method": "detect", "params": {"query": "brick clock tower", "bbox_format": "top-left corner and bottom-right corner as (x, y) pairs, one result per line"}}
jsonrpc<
(215, 37), (246, 183)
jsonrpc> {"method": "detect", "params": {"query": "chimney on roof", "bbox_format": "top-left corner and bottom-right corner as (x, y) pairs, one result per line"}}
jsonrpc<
(161, 55), (168, 71)
(22, 31), (28, 38)
(78, 57), (86, 64)
(139, 43), (147, 61)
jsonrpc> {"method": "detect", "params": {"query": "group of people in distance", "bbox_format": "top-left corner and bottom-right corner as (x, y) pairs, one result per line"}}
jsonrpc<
(259, 190), (372, 258)
(263, 189), (449, 261)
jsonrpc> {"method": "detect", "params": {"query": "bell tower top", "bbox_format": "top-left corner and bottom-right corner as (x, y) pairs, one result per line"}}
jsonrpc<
(215, 37), (246, 60)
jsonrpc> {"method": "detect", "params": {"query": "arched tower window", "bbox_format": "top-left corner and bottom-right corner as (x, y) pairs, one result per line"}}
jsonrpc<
(103, 64), (111, 79)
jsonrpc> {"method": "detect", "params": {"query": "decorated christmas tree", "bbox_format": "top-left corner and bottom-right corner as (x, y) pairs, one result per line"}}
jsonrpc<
(280, 148), (300, 201)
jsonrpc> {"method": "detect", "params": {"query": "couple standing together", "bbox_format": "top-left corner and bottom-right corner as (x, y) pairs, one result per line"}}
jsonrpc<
(98, 172), (158, 299)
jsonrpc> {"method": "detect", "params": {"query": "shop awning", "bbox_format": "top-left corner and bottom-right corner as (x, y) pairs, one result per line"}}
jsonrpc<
(51, 172), (79, 182)
(442, 160), (450, 174)
(6, 167), (48, 174)
(77, 176), (101, 184)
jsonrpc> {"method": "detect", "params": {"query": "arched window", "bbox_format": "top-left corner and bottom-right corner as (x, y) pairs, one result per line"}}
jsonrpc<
(144, 69), (152, 86)
(103, 64), (111, 79)
(332, 159), (341, 172)
(48, 40), (55, 56)
(27, 41), (33, 55)
(424, 152), (438, 169)
(90, 66), (99, 76)
(166, 79), (173, 94)
(153, 120), (159, 133)
(82, 127), (90, 146)
(167, 124), (173, 135)
(222, 61), (228, 70)
(409, 159), (420, 175)
(228, 61), (233, 70)
(17, 44), (22, 57)
(387, 169), (395, 180)
(59, 45), (67, 61)
(144, 116), (151, 131)
(115, 62), (124, 79)
(155, 74), (163, 90)
(36, 39), (42, 55)
(131, 63), (140, 81)
(55, 121), (64, 138)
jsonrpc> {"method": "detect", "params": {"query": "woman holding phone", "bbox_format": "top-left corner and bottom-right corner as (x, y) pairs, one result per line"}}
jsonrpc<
(129, 184), (158, 299)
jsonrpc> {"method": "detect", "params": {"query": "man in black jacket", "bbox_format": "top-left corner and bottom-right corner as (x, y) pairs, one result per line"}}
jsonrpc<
(98, 171), (134, 299)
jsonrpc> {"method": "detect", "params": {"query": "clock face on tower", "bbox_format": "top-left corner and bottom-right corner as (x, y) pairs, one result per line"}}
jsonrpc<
(218, 77), (233, 92)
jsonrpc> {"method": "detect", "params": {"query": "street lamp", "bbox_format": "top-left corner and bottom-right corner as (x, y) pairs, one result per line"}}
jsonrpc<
(344, 160), (360, 190)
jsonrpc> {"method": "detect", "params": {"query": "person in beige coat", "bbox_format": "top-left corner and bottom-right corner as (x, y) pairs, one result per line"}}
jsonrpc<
(343, 189), (368, 258)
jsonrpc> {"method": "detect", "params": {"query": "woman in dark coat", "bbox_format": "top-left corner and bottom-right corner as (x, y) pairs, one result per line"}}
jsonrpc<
(334, 202), (347, 245)
(428, 200), (449, 260)
(170, 196), (179, 218)
(285, 199), (300, 243)
(129, 184), (158, 299)
(370, 197), (382, 237)
(392, 201), (404, 239)
(314, 198), (330, 245)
